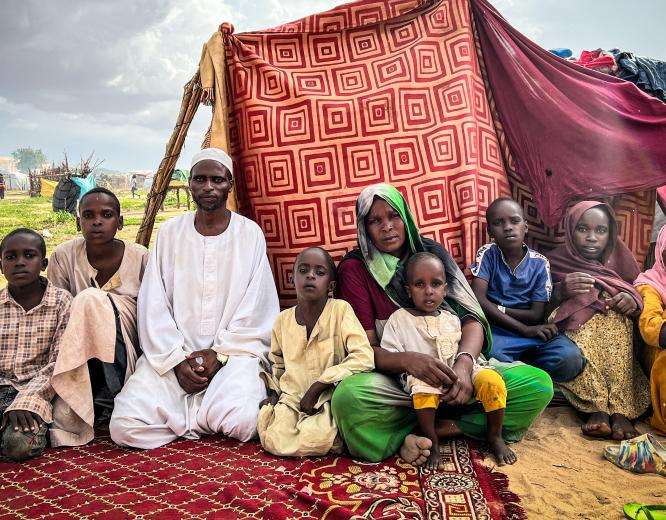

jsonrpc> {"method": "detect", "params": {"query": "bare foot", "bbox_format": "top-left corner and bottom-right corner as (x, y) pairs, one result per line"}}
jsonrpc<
(425, 445), (441, 472)
(399, 434), (432, 467)
(435, 419), (462, 438)
(488, 436), (517, 466)
(610, 413), (639, 440)
(581, 412), (611, 438)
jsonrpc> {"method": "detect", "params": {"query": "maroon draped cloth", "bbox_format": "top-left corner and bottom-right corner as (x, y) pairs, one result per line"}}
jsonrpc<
(548, 201), (642, 331)
(472, 0), (666, 225)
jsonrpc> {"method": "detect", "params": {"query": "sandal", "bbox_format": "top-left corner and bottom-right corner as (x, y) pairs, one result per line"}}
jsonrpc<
(603, 433), (666, 477)
(623, 502), (666, 520)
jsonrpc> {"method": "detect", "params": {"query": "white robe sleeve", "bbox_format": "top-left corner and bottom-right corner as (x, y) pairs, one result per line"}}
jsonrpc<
(137, 226), (187, 376)
(212, 230), (279, 361)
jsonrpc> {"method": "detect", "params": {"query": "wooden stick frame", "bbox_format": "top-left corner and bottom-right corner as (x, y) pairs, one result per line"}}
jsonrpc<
(136, 57), (236, 247)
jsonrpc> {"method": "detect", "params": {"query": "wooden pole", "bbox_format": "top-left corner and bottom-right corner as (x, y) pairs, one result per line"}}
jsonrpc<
(136, 72), (203, 246)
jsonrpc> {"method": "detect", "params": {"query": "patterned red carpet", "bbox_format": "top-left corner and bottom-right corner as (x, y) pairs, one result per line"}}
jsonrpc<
(0, 435), (524, 519)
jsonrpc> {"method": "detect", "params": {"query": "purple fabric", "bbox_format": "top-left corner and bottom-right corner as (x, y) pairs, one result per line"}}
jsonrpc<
(471, 0), (666, 225)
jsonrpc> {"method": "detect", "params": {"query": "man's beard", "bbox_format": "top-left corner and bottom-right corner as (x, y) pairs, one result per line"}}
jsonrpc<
(193, 194), (227, 211)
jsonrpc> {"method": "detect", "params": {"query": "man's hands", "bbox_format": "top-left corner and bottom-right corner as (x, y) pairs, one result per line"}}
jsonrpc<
(0, 410), (42, 433)
(403, 352), (458, 388)
(187, 349), (222, 379)
(300, 381), (333, 415)
(174, 349), (222, 394)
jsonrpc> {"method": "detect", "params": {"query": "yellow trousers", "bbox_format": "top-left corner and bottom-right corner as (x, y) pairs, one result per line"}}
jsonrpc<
(413, 368), (507, 412)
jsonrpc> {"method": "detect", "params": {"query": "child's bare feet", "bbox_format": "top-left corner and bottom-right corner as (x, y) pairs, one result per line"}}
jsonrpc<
(581, 412), (612, 438)
(399, 434), (432, 466)
(610, 413), (639, 440)
(488, 436), (516, 466)
(425, 445), (441, 471)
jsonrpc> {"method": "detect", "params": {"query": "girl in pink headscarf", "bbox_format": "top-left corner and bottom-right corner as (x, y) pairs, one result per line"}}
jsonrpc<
(548, 201), (649, 440)
(635, 225), (666, 433)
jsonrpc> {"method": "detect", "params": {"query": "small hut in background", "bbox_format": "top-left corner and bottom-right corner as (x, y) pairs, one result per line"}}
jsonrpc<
(32, 154), (101, 213)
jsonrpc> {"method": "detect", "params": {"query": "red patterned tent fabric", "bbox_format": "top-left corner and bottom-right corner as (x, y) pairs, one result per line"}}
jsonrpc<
(219, 0), (510, 303)
(200, 0), (659, 304)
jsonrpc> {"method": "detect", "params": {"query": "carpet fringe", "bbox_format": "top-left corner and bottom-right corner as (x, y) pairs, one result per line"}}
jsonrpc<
(471, 444), (527, 520)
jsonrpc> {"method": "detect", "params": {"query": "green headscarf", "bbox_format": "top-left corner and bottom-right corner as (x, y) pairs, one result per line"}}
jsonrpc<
(355, 183), (421, 288)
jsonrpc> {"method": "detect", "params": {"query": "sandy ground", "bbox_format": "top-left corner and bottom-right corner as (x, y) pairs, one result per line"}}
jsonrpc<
(483, 406), (665, 519)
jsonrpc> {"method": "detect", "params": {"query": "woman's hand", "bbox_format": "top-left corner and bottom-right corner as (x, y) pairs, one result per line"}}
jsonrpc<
(561, 272), (596, 299)
(440, 355), (474, 406)
(403, 352), (458, 388)
(605, 291), (638, 316)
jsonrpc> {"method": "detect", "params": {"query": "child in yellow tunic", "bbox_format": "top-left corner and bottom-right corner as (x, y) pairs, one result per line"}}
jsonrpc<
(381, 252), (514, 469)
(258, 247), (374, 457)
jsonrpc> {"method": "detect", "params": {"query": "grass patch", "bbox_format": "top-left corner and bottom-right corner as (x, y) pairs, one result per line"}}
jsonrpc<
(0, 191), (189, 287)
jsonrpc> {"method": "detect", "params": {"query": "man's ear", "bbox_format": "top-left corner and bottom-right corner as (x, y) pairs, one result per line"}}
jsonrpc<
(524, 222), (528, 235)
(41, 258), (48, 271)
(328, 280), (336, 294)
(76, 216), (81, 232)
(118, 215), (124, 230)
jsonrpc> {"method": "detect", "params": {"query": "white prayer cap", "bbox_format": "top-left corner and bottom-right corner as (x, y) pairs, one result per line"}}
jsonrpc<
(191, 148), (233, 177)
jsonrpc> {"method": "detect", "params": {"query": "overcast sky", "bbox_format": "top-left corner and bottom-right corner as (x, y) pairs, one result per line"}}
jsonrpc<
(1, 0), (664, 172)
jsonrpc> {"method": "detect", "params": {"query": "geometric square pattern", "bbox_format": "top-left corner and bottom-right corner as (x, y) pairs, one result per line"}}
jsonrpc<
(224, 0), (512, 303)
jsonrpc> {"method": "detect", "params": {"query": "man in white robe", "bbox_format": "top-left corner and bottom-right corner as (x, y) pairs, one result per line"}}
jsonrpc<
(110, 148), (279, 449)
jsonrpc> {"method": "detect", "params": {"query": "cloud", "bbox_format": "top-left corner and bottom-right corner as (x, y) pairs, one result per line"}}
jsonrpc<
(0, 0), (664, 170)
(0, 0), (241, 168)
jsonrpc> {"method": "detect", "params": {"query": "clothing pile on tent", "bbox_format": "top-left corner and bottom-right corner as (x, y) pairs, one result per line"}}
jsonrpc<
(51, 174), (97, 214)
(551, 48), (666, 102)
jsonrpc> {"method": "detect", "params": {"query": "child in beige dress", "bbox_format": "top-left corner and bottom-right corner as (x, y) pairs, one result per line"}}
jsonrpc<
(258, 247), (374, 457)
(381, 252), (515, 468)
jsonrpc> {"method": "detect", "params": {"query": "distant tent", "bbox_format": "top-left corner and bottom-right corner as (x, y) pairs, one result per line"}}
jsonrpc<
(171, 169), (189, 186)
(143, 169), (189, 190)
(0, 170), (29, 191)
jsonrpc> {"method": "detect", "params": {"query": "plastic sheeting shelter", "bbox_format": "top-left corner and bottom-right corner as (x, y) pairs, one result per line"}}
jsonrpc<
(1, 170), (29, 191)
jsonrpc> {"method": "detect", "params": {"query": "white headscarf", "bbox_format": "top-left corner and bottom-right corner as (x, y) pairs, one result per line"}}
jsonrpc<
(191, 148), (233, 178)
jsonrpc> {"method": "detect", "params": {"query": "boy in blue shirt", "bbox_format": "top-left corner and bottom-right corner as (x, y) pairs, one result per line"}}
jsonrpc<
(471, 198), (584, 382)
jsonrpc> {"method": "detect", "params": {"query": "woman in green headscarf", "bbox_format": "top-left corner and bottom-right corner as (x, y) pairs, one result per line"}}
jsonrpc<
(332, 183), (553, 464)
